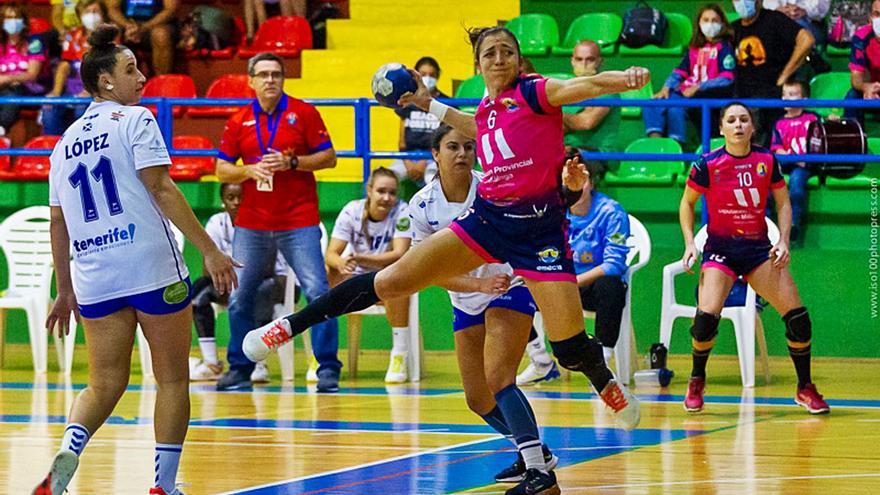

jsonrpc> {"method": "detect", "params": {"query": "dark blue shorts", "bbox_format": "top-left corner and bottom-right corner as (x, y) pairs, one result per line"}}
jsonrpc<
(452, 286), (537, 332)
(449, 196), (575, 282)
(78, 277), (193, 319)
(702, 236), (772, 280)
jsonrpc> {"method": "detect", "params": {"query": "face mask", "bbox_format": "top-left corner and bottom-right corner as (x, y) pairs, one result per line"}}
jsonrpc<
(572, 63), (598, 77)
(421, 76), (437, 91)
(81, 12), (102, 32)
(733, 0), (757, 20)
(700, 21), (722, 39)
(873, 17), (880, 38)
(3, 18), (24, 35)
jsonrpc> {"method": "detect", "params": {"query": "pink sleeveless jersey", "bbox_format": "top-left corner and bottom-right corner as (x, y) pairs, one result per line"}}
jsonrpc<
(770, 111), (819, 155)
(475, 76), (565, 210)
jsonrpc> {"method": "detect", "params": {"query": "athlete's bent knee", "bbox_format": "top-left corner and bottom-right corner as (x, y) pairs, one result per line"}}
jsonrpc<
(783, 306), (811, 344)
(550, 331), (604, 372)
(690, 309), (720, 342)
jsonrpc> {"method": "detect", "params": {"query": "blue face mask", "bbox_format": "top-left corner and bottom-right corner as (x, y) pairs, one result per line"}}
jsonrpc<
(733, 0), (757, 19)
(3, 18), (24, 35)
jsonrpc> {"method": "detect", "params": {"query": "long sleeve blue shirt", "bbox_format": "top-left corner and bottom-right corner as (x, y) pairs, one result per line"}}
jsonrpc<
(567, 192), (631, 278)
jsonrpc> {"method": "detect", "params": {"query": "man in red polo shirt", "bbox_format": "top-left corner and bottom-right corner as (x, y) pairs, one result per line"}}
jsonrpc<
(215, 52), (341, 392)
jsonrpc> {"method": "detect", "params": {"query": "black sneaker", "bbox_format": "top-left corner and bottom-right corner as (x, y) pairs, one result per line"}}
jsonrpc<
(504, 468), (560, 495)
(495, 445), (558, 483)
(316, 368), (340, 393)
(216, 368), (253, 391)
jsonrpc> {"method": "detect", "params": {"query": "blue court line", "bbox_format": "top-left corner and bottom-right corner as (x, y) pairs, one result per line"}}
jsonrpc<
(224, 425), (701, 495)
(3, 380), (879, 409)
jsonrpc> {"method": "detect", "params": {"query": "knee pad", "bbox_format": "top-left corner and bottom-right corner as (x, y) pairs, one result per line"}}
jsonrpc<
(690, 309), (720, 343)
(550, 331), (604, 372)
(783, 307), (811, 344)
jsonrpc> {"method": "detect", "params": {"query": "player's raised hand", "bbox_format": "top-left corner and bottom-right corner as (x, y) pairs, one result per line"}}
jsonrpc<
(624, 67), (650, 89)
(562, 154), (588, 192)
(682, 244), (698, 274)
(205, 248), (241, 295)
(398, 69), (432, 111)
(46, 292), (80, 337)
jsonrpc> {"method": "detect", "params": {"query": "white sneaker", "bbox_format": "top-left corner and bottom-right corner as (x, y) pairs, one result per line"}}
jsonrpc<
(250, 361), (270, 383)
(599, 378), (641, 431)
(305, 356), (319, 383)
(516, 361), (561, 386)
(190, 360), (224, 382)
(384, 352), (407, 384)
(243, 318), (293, 362)
(33, 449), (78, 495)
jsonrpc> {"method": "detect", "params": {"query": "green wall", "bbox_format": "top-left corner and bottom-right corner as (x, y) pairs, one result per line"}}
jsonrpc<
(1, 180), (877, 358)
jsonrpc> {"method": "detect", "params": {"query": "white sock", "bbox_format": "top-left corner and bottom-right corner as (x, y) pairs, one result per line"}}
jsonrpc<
(519, 441), (545, 470)
(155, 443), (182, 492)
(391, 326), (410, 355)
(527, 337), (553, 366)
(61, 423), (90, 457)
(603, 346), (614, 364)
(198, 337), (218, 365)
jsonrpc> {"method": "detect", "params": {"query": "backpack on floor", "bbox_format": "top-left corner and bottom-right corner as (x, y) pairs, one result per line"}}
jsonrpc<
(619, 1), (668, 48)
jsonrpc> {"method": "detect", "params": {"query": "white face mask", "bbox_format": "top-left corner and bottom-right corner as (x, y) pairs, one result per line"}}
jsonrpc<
(700, 21), (722, 39)
(3, 18), (24, 35)
(873, 17), (880, 38)
(421, 76), (437, 91)
(81, 12), (102, 32)
(733, 0), (757, 19)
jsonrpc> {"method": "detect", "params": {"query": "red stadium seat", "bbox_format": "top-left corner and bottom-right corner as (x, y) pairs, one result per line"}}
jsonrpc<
(170, 135), (215, 180)
(188, 74), (254, 118)
(29, 17), (52, 35)
(8, 135), (61, 181)
(239, 16), (312, 58)
(142, 74), (197, 118)
(0, 137), (12, 180)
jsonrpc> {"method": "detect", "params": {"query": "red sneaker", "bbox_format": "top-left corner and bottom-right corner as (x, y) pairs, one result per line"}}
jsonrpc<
(684, 377), (705, 412)
(599, 379), (640, 430)
(795, 383), (830, 414)
(149, 487), (184, 495)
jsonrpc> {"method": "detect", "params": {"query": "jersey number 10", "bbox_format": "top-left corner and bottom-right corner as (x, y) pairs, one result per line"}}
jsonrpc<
(69, 156), (124, 222)
(734, 171), (760, 207)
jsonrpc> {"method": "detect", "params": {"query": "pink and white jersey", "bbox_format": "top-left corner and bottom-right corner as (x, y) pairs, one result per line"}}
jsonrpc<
(475, 75), (565, 210)
(672, 41), (735, 92)
(687, 146), (786, 240)
(771, 111), (819, 155)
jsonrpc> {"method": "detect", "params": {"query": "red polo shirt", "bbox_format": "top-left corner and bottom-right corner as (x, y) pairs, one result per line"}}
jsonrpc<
(218, 94), (333, 230)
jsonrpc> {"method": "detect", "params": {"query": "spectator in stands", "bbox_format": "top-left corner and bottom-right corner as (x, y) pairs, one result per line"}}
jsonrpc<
(731, 0), (815, 145)
(844, 0), (880, 124)
(42, 0), (106, 136)
(765, 0), (831, 76)
(390, 56), (446, 190)
(51, 0), (81, 38)
(0, 4), (48, 137)
(644, 4), (735, 144)
(214, 52), (341, 392)
(190, 182), (287, 383)
(771, 80), (819, 247)
(243, 0), (306, 45)
(562, 40), (620, 174)
(107, 0), (178, 75)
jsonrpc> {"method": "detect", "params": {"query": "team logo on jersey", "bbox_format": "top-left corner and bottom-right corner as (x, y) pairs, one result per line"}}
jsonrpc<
(163, 280), (190, 305)
(756, 162), (767, 176)
(82, 122), (93, 132)
(722, 54), (735, 70)
(609, 232), (627, 245)
(537, 246), (560, 263)
(579, 251), (594, 264)
(110, 111), (125, 121)
(501, 97), (519, 111)
(396, 217), (410, 232)
(287, 112), (297, 125)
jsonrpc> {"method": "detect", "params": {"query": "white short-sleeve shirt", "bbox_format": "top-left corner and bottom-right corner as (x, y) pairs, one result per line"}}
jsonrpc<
(331, 198), (412, 275)
(49, 101), (189, 304)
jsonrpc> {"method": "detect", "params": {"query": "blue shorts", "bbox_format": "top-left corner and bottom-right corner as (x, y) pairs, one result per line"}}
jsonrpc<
(78, 277), (193, 319)
(452, 286), (537, 332)
(702, 236), (772, 280)
(449, 196), (575, 282)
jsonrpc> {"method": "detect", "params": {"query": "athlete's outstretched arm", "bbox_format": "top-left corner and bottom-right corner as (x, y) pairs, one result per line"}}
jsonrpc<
(770, 186), (793, 268)
(545, 67), (650, 107)
(139, 166), (240, 294)
(46, 206), (79, 336)
(398, 69), (477, 138)
(679, 186), (701, 274)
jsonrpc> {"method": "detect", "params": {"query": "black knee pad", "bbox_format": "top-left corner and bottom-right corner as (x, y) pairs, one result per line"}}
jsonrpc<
(783, 306), (811, 344)
(690, 309), (721, 342)
(549, 331), (604, 372)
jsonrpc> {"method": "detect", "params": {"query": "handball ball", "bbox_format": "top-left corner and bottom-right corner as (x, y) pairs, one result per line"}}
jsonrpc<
(372, 63), (418, 108)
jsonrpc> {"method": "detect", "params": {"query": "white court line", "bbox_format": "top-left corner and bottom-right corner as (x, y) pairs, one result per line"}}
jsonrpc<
(188, 423), (491, 436)
(215, 435), (501, 495)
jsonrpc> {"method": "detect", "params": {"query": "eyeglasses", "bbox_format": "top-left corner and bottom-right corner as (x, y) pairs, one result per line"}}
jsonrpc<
(251, 71), (283, 81)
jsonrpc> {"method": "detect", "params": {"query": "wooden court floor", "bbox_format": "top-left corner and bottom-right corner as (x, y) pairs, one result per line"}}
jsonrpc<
(1, 345), (879, 494)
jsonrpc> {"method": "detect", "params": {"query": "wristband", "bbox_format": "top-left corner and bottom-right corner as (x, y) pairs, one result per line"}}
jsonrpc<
(429, 99), (449, 121)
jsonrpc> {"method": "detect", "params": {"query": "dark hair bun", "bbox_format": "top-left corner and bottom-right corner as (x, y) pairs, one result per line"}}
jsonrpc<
(88, 24), (120, 50)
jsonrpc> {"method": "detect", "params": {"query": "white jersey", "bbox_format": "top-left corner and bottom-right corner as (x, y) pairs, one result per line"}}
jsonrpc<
(331, 199), (412, 275)
(48, 101), (188, 305)
(204, 211), (288, 276)
(408, 171), (514, 315)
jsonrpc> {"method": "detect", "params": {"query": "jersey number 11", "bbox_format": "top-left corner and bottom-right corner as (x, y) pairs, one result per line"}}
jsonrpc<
(69, 156), (124, 222)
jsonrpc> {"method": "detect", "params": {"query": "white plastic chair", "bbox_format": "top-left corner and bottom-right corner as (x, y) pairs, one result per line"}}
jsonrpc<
(0, 206), (60, 373)
(533, 214), (650, 386)
(659, 217), (778, 387)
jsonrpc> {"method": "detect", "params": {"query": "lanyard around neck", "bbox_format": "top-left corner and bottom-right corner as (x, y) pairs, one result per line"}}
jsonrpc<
(253, 99), (283, 155)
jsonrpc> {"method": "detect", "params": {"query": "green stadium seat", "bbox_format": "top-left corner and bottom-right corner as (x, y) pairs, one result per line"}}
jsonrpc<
(726, 11), (740, 22)
(619, 12), (692, 57)
(551, 13), (622, 56)
(454, 74), (485, 113)
(809, 72), (851, 118)
(606, 137), (682, 185)
(826, 138), (880, 189)
(506, 14), (559, 56)
(825, 44), (850, 57)
(677, 137), (726, 184)
(620, 83), (654, 118)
